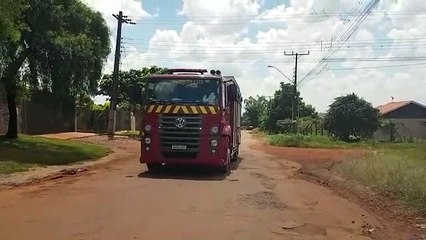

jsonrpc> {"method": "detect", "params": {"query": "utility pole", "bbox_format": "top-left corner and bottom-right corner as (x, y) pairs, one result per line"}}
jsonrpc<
(284, 51), (310, 133)
(107, 11), (136, 138)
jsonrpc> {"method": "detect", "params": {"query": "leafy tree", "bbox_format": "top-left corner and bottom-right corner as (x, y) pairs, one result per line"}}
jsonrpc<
(242, 96), (268, 127)
(0, 0), (110, 138)
(98, 66), (167, 111)
(264, 83), (317, 133)
(0, 0), (24, 43)
(380, 119), (398, 142)
(324, 93), (380, 141)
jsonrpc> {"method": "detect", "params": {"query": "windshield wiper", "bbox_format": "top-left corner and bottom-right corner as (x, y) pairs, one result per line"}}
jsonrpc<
(176, 101), (217, 106)
(148, 99), (174, 104)
(149, 99), (217, 106)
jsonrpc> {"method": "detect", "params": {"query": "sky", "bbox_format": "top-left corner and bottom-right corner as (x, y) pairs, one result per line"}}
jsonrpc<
(83, 0), (426, 113)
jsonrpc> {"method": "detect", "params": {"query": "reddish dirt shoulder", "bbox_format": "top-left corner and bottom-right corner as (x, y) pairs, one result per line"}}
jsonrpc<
(250, 133), (426, 240)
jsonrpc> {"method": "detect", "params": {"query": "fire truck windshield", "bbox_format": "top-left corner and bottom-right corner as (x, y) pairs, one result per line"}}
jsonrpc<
(147, 79), (220, 105)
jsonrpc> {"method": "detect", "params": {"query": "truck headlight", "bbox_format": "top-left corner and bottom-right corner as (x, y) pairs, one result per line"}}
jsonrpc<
(144, 125), (152, 132)
(211, 126), (219, 134)
(144, 137), (151, 144)
(210, 139), (218, 147)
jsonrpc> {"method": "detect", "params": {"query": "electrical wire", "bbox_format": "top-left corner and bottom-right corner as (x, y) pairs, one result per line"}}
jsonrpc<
(327, 62), (426, 71)
(299, 0), (380, 85)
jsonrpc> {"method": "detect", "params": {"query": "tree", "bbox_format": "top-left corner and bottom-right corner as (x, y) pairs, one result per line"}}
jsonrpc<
(264, 82), (317, 133)
(98, 66), (167, 111)
(0, 0), (110, 138)
(242, 96), (268, 128)
(380, 119), (398, 142)
(0, 0), (24, 43)
(324, 93), (380, 141)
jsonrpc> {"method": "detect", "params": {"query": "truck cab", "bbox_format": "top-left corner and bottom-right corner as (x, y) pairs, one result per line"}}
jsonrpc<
(140, 69), (242, 173)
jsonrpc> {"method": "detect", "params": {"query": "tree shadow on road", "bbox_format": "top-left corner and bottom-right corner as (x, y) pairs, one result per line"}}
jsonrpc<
(137, 157), (243, 181)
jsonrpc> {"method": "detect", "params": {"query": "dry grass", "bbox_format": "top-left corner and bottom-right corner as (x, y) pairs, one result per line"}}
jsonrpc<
(338, 143), (426, 215)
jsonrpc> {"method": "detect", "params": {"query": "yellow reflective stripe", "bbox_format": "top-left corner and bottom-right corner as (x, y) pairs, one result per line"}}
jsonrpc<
(155, 105), (164, 113)
(147, 105), (155, 113)
(164, 105), (172, 114)
(190, 106), (198, 114)
(209, 106), (217, 114)
(181, 106), (189, 114)
(199, 106), (208, 114)
(172, 106), (181, 114)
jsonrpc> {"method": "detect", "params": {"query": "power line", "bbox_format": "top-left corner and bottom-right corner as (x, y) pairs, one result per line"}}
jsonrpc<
(123, 56), (426, 63)
(327, 62), (426, 71)
(123, 37), (426, 43)
(130, 11), (426, 22)
(284, 51), (310, 124)
(299, 0), (380, 85)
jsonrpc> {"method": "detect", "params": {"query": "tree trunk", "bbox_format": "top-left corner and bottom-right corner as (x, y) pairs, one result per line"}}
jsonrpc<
(1, 48), (28, 139)
(6, 90), (18, 138)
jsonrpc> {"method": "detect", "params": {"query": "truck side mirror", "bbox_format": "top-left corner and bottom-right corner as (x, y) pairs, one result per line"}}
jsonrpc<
(129, 85), (144, 104)
(228, 84), (238, 102)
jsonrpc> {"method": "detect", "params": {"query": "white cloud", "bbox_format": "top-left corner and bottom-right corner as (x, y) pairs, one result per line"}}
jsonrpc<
(88, 0), (426, 110)
(83, 0), (152, 25)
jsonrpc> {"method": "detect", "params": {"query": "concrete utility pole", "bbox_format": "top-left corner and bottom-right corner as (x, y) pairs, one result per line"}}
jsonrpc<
(284, 51), (310, 121)
(107, 11), (136, 138)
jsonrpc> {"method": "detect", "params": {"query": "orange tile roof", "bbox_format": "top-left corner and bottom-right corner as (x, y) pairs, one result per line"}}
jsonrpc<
(376, 101), (413, 115)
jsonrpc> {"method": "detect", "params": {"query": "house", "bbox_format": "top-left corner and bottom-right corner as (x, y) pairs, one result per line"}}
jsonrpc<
(375, 100), (426, 140)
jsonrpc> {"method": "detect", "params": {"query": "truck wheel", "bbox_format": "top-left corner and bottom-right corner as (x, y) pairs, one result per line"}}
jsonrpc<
(231, 146), (239, 162)
(219, 147), (231, 174)
(147, 163), (162, 173)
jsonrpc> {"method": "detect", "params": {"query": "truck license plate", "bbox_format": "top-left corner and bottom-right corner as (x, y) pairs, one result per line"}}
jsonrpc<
(171, 145), (187, 150)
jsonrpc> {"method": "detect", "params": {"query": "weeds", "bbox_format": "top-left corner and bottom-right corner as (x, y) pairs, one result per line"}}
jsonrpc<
(338, 145), (426, 215)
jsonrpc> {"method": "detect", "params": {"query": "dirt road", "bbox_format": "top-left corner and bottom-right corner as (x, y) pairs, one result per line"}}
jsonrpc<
(0, 132), (407, 240)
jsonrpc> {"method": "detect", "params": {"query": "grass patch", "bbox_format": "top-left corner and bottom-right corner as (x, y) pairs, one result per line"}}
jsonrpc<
(267, 134), (375, 149)
(338, 143), (426, 215)
(0, 135), (110, 175)
(266, 133), (420, 150)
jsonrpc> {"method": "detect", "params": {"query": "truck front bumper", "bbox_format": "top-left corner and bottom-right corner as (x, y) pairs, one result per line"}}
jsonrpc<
(140, 138), (228, 167)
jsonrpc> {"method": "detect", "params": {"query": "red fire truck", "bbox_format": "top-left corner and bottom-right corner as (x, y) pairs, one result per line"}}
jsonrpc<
(139, 69), (242, 173)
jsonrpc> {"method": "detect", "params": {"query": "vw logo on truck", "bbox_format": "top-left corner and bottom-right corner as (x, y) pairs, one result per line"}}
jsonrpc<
(175, 118), (186, 128)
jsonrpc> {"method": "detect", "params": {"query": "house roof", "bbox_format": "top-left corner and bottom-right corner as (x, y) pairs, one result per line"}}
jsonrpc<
(376, 100), (426, 115)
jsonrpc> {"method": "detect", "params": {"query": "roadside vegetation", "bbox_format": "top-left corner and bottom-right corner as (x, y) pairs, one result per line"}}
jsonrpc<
(0, 135), (110, 175)
(267, 134), (375, 149)
(338, 143), (426, 215)
(244, 90), (426, 215)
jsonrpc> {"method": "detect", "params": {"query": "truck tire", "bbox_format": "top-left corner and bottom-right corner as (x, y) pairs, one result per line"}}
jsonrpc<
(231, 146), (239, 162)
(146, 163), (162, 173)
(219, 147), (231, 174)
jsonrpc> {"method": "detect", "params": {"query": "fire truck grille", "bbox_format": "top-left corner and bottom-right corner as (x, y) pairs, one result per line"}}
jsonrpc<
(159, 115), (202, 158)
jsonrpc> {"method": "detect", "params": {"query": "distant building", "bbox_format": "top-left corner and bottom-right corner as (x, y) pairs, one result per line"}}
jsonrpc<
(375, 100), (426, 140)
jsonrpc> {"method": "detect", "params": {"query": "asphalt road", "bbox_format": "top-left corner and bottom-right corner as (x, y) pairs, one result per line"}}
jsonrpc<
(0, 132), (395, 240)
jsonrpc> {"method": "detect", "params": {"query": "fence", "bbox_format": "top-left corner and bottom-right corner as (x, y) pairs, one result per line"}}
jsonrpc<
(18, 103), (139, 135)
(75, 107), (140, 134)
